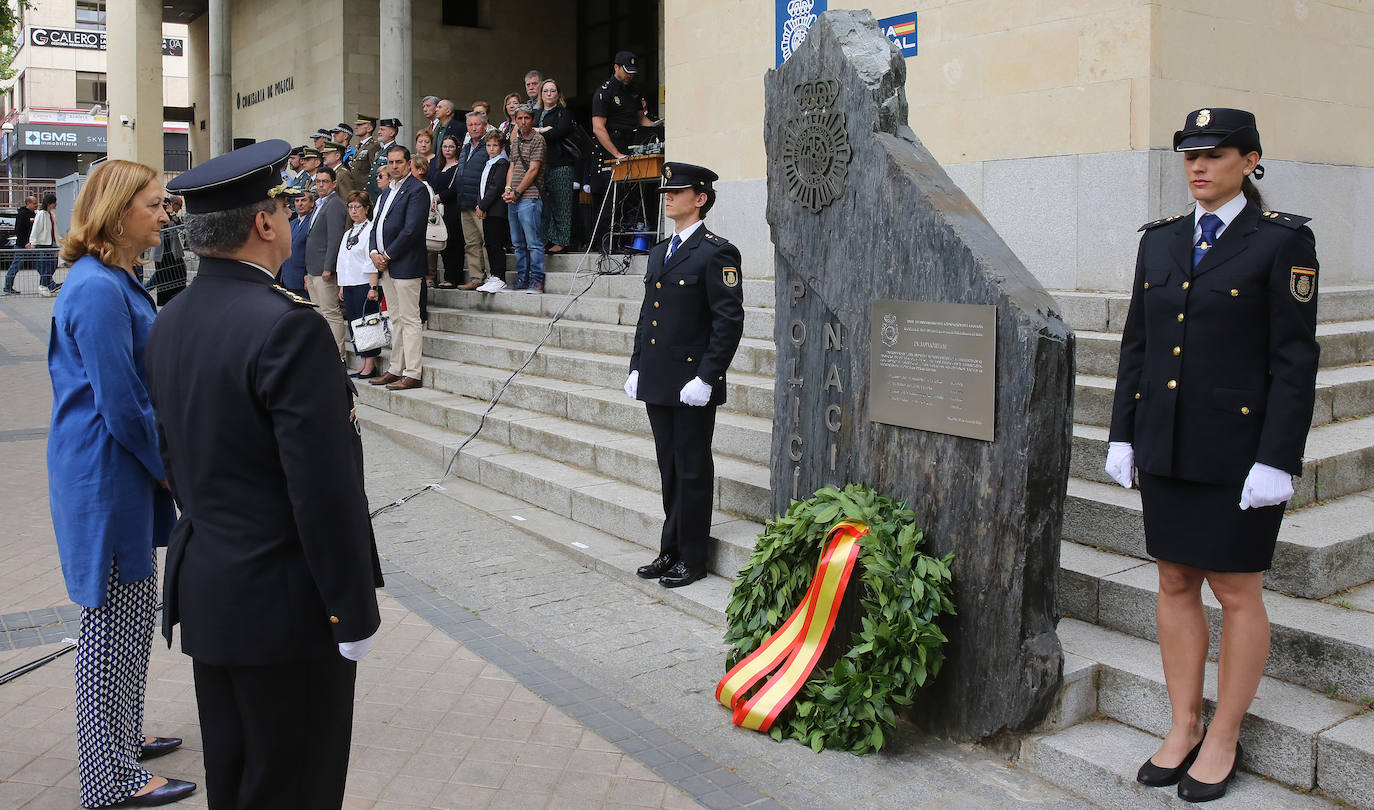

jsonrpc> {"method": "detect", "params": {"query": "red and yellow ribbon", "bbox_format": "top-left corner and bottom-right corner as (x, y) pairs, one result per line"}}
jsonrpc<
(716, 520), (869, 732)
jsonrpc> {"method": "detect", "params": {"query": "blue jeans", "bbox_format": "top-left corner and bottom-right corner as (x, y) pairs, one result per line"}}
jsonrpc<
(3, 248), (55, 291)
(508, 198), (545, 286)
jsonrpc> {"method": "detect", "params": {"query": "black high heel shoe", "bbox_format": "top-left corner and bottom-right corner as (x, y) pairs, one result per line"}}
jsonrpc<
(1177, 742), (1241, 803)
(1137, 733), (1205, 787)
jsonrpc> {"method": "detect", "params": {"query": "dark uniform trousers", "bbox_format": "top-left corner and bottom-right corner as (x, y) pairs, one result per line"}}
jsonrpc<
(647, 403), (717, 572)
(193, 654), (356, 810)
(146, 257), (383, 810)
(631, 225), (744, 573)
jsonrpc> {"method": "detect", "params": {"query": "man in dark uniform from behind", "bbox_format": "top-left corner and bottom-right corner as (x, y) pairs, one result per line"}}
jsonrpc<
(590, 50), (661, 162)
(625, 163), (744, 587)
(146, 140), (383, 809)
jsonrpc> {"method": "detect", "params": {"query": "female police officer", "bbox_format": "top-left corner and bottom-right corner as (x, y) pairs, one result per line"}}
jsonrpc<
(1105, 108), (1320, 802)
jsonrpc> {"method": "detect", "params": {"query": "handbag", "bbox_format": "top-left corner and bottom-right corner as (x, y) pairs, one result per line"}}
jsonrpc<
(426, 195), (448, 252)
(350, 297), (391, 352)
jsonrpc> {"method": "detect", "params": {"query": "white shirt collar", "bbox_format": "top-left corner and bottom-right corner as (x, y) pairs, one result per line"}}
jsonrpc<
(671, 218), (704, 245)
(241, 260), (276, 280)
(1193, 192), (1248, 240)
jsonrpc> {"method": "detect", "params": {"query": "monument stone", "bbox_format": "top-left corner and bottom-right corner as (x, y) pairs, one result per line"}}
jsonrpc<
(765, 10), (1075, 740)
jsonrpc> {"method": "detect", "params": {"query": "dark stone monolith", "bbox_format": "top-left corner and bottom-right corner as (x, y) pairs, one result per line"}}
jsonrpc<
(766, 10), (1074, 741)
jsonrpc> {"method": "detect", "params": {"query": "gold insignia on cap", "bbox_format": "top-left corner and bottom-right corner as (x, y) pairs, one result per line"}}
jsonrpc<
(1196, 109), (1212, 127)
(723, 267), (739, 288)
(267, 181), (291, 198)
(1290, 266), (1316, 303)
(664, 166), (672, 179)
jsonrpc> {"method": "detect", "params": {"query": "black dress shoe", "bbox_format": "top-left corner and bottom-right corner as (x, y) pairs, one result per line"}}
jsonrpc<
(659, 561), (706, 588)
(117, 778), (197, 806)
(1177, 742), (1241, 803)
(137, 736), (183, 761)
(1137, 734), (1204, 787)
(636, 553), (677, 579)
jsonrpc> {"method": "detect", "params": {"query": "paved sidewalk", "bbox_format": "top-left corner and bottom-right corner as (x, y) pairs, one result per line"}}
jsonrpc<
(0, 295), (702, 810)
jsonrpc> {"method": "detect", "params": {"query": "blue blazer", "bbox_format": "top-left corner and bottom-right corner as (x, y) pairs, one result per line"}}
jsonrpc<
(280, 215), (311, 290)
(48, 255), (176, 607)
(368, 176), (430, 280)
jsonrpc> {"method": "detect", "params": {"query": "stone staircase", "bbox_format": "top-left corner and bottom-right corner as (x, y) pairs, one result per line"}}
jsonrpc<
(354, 254), (1374, 809)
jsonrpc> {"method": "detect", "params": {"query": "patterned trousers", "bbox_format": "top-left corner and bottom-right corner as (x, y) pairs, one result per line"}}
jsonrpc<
(542, 165), (575, 248)
(76, 554), (157, 808)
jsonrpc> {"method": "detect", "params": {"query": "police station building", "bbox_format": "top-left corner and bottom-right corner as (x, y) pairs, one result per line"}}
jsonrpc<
(59, 1), (1374, 293)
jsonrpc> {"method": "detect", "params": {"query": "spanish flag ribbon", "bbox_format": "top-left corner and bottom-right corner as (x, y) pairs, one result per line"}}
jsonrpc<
(716, 520), (869, 732)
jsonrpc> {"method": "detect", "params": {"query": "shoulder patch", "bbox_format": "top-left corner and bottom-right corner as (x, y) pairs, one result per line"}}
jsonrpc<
(1258, 210), (1312, 230)
(1138, 213), (1187, 233)
(272, 285), (318, 307)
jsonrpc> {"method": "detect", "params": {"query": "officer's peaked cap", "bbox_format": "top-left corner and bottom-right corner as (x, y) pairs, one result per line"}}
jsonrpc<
(1173, 107), (1262, 157)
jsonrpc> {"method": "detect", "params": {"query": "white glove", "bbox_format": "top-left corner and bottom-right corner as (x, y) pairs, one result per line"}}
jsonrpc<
(1104, 441), (1135, 489)
(1239, 462), (1293, 510)
(623, 370), (639, 399)
(338, 632), (375, 662)
(679, 377), (712, 407)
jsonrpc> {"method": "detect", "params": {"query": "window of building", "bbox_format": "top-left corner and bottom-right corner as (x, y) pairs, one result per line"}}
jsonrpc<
(17, 74), (24, 112)
(75, 0), (107, 31)
(441, 0), (482, 27)
(76, 72), (107, 108)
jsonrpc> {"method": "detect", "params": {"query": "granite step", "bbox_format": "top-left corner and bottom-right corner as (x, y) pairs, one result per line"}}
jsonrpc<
(354, 380), (773, 524)
(416, 331), (777, 421)
(356, 404), (766, 579)
(408, 357), (774, 466)
(1068, 414), (1374, 509)
(423, 307), (778, 378)
(1027, 719), (1339, 810)
(1058, 541), (1374, 699)
(430, 288), (778, 341)
(1057, 618), (1370, 795)
(1049, 284), (1374, 334)
(1074, 321), (1374, 377)
(1063, 479), (1374, 600)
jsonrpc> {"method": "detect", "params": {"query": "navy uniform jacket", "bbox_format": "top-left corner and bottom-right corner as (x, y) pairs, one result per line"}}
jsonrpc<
(630, 225), (744, 407)
(145, 258), (382, 666)
(1109, 202), (1320, 485)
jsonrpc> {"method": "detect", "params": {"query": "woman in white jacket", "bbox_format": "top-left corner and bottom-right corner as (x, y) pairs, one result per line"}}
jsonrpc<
(32, 193), (60, 296)
(336, 190), (381, 378)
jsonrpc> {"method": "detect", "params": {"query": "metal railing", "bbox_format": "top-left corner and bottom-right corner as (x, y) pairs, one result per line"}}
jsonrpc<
(0, 179), (61, 211)
(0, 225), (198, 300)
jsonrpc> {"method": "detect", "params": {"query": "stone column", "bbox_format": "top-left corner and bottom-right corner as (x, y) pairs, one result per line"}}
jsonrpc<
(379, 0), (412, 135)
(186, 13), (211, 166)
(208, 0), (232, 157)
(105, 0), (162, 166)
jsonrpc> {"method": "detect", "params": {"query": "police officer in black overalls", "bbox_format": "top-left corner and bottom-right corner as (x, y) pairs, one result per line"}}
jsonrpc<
(624, 163), (744, 587)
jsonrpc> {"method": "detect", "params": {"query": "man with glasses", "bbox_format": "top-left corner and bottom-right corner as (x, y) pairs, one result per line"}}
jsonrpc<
(306, 166), (349, 361)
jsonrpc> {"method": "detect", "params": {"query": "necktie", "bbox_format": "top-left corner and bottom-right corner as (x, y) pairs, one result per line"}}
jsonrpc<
(666, 234), (682, 262)
(1193, 213), (1221, 268)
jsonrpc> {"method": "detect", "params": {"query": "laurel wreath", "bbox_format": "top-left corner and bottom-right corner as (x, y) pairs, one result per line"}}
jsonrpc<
(723, 484), (956, 754)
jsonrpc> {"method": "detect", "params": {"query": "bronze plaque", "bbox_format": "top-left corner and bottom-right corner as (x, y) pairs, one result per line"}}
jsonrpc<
(869, 299), (996, 441)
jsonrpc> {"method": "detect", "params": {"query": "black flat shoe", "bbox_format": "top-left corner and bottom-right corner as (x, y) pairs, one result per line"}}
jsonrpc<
(659, 561), (706, 588)
(351, 369), (381, 379)
(116, 778), (197, 806)
(1137, 734), (1205, 787)
(636, 553), (677, 579)
(137, 737), (182, 761)
(1177, 742), (1241, 803)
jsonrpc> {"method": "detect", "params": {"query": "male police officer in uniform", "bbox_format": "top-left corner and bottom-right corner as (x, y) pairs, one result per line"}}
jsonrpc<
(591, 50), (661, 161)
(147, 140), (382, 809)
(625, 163), (744, 587)
(367, 117), (401, 199)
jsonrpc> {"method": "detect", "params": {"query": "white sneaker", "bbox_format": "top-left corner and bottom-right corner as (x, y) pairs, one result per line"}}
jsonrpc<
(484, 278), (507, 293)
(37, 286), (53, 297)
(475, 277), (499, 293)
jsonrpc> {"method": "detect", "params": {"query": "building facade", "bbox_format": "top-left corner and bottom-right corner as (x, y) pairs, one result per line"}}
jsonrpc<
(1, 0), (191, 186)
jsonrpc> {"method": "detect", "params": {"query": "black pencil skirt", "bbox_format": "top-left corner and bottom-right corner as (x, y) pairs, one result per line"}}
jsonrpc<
(1137, 471), (1285, 572)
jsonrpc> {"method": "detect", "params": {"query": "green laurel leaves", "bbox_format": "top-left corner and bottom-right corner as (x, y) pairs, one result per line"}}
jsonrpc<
(723, 484), (955, 755)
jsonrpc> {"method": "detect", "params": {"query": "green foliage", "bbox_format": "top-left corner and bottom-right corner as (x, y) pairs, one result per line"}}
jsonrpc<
(2, 1), (34, 82)
(723, 484), (956, 755)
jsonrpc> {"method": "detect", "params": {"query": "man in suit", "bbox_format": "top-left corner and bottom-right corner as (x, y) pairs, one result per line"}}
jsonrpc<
(432, 99), (458, 153)
(306, 166), (349, 361)
(148, 140), (382, 810)
(368, 144), (430, 390)
(624, 163), (744, 587)
(278, 188), (313, 296)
